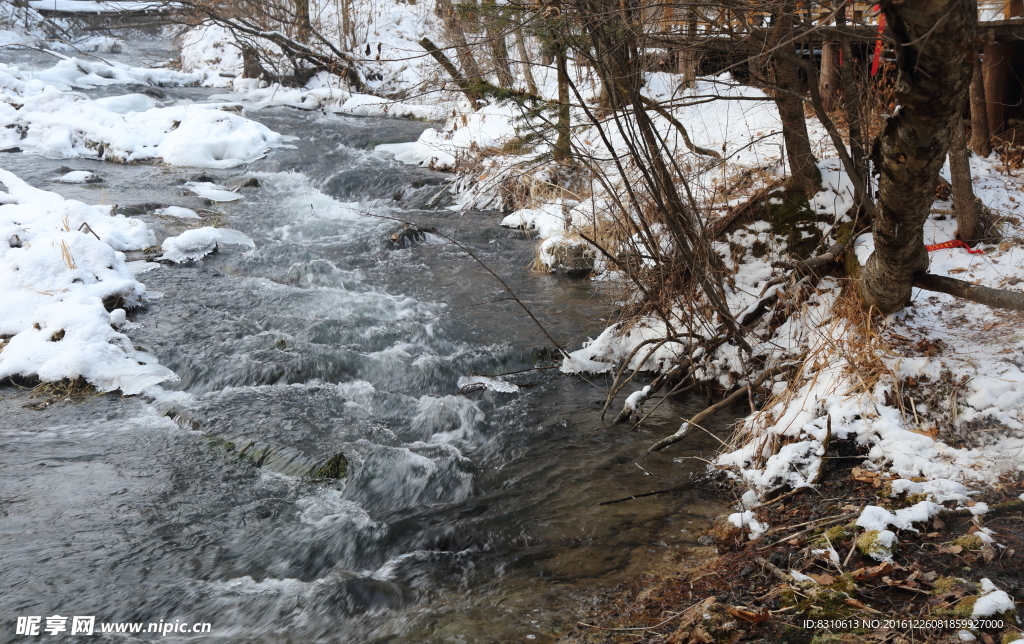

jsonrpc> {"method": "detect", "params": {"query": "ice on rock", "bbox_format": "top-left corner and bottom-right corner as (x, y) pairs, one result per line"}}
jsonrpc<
(0, 168), (177, 394)
(456, 375), (520, 394)
(184, 182), (242, 202)
(156, 206), (200, 219)
(56, 170), (99, 183)
(159, 227), (255, 263)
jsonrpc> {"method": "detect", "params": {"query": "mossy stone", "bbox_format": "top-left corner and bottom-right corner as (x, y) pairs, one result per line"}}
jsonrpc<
(311, 452), (348, 479)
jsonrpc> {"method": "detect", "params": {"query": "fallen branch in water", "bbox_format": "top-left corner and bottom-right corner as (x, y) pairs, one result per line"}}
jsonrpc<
(598, 482), (696, 505)
(648, 364), (797, 453)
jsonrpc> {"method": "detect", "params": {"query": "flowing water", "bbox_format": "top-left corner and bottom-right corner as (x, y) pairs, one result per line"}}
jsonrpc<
(0, 40), (734, 643)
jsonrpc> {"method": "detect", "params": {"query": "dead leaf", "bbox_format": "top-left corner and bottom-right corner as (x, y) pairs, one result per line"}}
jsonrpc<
(949, 267), (968, 274)
(690, 625), (715, 644)
(936, 544), (963, 554)
(983, 322), (1001, 331)
(852, 467), (882, 486)
(981, 544), (996, 563)
(852, 561), (894, 581)
(844, 598), (869, 610)
(809, 573), (835, 585)
(726, 606), (770, 624)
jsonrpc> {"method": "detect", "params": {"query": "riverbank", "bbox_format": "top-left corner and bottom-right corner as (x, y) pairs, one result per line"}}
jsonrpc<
(555, 463), (1024, 644)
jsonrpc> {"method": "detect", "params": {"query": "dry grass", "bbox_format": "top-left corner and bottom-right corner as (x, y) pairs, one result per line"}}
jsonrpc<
(725, 283), (900, 472)
(58, 239), (76, 270)
(993, 126), (1024, 172)
(20, 377), (101, 409)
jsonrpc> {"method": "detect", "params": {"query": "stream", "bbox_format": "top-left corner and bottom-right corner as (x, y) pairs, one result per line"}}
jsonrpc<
(0, 39), (734, 644)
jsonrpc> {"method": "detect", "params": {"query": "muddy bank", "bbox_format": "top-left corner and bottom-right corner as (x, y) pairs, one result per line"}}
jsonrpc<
(553, 458), (1024, 644)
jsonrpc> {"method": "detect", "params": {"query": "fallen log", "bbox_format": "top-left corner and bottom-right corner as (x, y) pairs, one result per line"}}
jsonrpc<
(913, 272), (1024, 312)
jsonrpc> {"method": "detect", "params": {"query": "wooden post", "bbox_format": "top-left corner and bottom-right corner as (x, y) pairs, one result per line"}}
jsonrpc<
(819, 42), (840, 112)
(982, 40), (1011, 136)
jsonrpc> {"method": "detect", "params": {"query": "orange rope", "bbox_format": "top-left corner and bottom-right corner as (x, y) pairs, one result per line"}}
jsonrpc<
(925, 240), (984, 254)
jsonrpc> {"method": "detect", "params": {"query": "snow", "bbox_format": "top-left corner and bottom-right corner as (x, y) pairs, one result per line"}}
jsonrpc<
(0, 168), (177, 394)
(727, 510), (768, 540)
(179, 24), (242, 87)
(0, 60), (283, 168)
(501, 202), (567, 239)
(159, 227), (255, 263)
(855, 501), (941, 533)
(624, 386), (651, 411)
(972, 579), (1015, 619)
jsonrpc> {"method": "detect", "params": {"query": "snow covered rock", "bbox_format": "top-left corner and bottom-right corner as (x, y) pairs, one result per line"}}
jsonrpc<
(159, 227), (255, 263)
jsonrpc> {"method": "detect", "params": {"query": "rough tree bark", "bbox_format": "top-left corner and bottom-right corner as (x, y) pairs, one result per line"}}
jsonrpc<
(857, 0), (977, 314)
(293, 0), (311, 42)
(968, 60), (991, 157)
(948, 116), (981, 244)
(836, 9), (867, 205)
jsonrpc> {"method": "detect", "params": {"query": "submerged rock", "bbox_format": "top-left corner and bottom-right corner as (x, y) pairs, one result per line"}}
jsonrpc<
(539, 233), (595, 277)
(386, 224), (432, 250)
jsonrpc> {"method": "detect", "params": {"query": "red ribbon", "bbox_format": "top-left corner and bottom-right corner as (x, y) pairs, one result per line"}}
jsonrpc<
(925, 240), (984, 254)
(870, 5), (886, 76)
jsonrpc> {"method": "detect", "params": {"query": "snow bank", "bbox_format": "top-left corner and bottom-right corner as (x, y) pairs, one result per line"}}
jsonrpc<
(0, 60), (282, 168)
(0, 169), (177, 394)
(179, 24), (242, 87)
(27, 0), (168, 12)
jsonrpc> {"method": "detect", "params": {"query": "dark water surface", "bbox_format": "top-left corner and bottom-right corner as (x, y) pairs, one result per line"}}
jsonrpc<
(0, 51), (732, 643)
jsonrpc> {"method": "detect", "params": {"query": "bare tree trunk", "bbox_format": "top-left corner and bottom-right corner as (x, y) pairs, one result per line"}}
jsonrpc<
(678, 11), (699, 88)
(553, 44), (571, 162)
(419, 37), (484, 109)
(837, 9), (867, 210)
(339, 0), (353, 52)
(949, 116), (981, 244)
(481, 0), (515, 88)
(767, 1), (821, 198)
(819, 42), (839, 112)
(514, 23), (538, 95)
(968, 60), (991, 157)
(293, 0), (311, 42)
(435, 0), (485, 83)
(858, 0), (977, 314)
